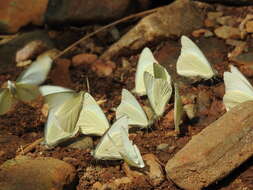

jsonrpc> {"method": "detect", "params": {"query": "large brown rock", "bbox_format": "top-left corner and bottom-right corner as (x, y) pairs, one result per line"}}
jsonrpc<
(166, 101), (253, 190)
(195, 0), (253, 5)
(0, 156), (76, 190)
(45, 0), (150, 26)
(0, 0), (48, 33)
(101, 0), (204, 59)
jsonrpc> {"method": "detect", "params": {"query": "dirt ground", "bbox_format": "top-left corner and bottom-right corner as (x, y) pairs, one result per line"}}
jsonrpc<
(1, 3), (253, 190)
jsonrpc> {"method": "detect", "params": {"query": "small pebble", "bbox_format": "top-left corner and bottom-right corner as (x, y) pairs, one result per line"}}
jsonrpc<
(72, 53), (98, 66)
(214, 26), (241, 39)
(157, 143), (169, 151)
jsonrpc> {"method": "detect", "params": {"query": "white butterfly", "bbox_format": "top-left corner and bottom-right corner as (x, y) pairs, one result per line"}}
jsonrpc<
(176, 35), (216, 80)
(44, 91), (84, 147)
(133, 47), (158, 96)
(116, 89), (149, 128)
(174, 84), (183, 134)
(144, 64), (172, 118)
(40, 85), (109, 146)
(223, 65), (253, 111)
(0, 55), (52, 115)
(93, 116), (145, 168)
(76, 93), (110, 136)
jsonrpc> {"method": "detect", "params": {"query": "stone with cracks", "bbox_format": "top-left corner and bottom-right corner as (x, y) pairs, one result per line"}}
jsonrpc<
(166, 101), (253, 190)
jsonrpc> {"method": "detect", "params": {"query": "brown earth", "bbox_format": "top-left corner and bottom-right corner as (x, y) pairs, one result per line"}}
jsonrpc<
(1, 3), (253, 190)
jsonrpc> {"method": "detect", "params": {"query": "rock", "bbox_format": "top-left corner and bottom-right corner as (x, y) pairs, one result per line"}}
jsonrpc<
(245, 20), (253, 33)
(50, 58), (74, 88)
(0, 30), (54, 69)
(166, 101), (253, 190)
(228, 45), (248, 59)
(231, 52), (253, 65)
(0, 34), (18, 45)
(91, 59), (116, 77)
(45, 0), (150, 26)
(216, 16), (237, 26)
(183, 104), (197, 119)
(204, 18), (216, 27)
(72, 53), (98, 66)
(163, 109), (174, 126)
(191, 29), (213, 37)
(195, 0), (253, 5)
(0, 0), (48, 33)
(214, 26), (241, 39)
(0, 156), (76, 190)
(181, 94), (197, 105)
(207, 11), (223, 20)
(230, 52), (253, 77)
(92, 182), (103, 189)
(100, 177), (132, 190)
(101, 0), (204, 59)
(212, 84), (225, 99)
(197, 90), (211, 115)
(122, 154), (165, 187)
(41, 103), (49, 117)
(239, 14), (253, 38)
(15, 40), (49, 62)
(38, 48), (60, 60)
(67, 136), (93, 150)
(157, 143), (169, 151)
(123, 162), (145, 179)
(225, 39), (247, 47)
(143, 154), (165, 186)
(16, 60), (32, 67)
(0, 151), (5, 157)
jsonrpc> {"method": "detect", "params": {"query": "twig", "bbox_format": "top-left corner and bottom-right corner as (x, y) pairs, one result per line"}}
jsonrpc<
(18, 137), (44, 155)
(53, 7), (160, 60)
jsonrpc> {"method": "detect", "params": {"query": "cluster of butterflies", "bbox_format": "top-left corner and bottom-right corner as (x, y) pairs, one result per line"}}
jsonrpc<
(1, 35), (253, 168)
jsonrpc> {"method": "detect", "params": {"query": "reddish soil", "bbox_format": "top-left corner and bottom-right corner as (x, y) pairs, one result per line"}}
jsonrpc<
(1, 3), (253, 190)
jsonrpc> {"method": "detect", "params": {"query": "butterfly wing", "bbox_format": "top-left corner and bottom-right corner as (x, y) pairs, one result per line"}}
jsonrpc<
(40, 85), (75, 110)
(93, 116), (129, 160)
(174, 84), (183, 133)
(144, 72), (172, 117)
(16, 55), (52, 85)
(176, 35), (215, 79)
(109, 125), (145, 168)
(153, 63), (171, 84)
(54, 92), (84, 133)
(223, 65), (253, 111)
(77, 93), (109, 136)
(14, 83), (41, 102)
(0, 88), (15, 115)
(44, 92), (83, 146)
(40, 85), (74, 97)
(116, 89), (148, 128)
(134, 47), (158, 96)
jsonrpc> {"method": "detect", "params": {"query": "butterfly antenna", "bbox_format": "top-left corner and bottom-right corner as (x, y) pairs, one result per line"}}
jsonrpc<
(86, 77), (90, 93)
